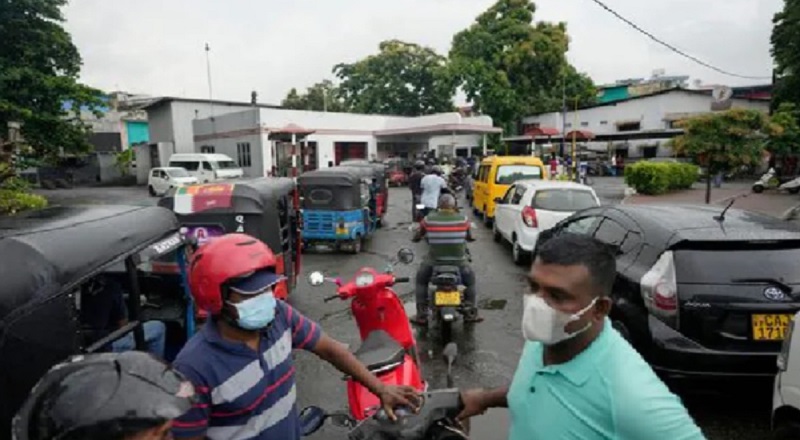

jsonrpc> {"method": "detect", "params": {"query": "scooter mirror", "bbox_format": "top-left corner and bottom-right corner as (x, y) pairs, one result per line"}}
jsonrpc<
(397, 248), (415, 264)
(308, 271), (325, 287)
(298, 406), (326, 436)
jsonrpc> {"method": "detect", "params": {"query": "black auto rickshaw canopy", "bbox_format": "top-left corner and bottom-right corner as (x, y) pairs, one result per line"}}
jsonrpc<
(0, 205), (185, 434)
(157, 177), (301, 298)
(298, 168), (369, 211)
(337, 160), (387, 189)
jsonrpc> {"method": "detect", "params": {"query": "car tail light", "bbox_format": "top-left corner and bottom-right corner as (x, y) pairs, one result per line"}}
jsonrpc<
(522, 206), (538, 228)
(778, 316), (796, 371)
(640, 250), (679, 322)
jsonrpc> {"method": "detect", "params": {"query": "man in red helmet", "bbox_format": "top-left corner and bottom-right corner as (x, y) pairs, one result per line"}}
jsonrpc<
(171, 233), (419, 440)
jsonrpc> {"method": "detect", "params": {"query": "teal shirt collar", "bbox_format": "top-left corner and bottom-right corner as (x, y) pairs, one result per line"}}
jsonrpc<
(531, 318), (611, 386)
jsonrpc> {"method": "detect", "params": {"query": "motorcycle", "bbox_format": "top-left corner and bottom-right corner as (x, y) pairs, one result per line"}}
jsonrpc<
(298, 343), (468, 440)
(753, 168), (779, 193)
(779, 176), (800, 194)
(308, 249), (425, 421)
(408, 221), (476, 343)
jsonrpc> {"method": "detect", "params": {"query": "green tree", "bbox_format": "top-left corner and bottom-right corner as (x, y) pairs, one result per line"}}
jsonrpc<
(672, 108), (779, 202)
(772, 0), (800, 111)
(0, 0), (102, 177)
(334, 40), (455, 116)
(449, 0), (595, 132)
(768, 102), (800, 155)
(281, 80), (349, 112)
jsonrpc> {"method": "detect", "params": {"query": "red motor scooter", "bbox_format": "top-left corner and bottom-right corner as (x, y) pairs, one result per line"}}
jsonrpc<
(308, 248), (425, 421)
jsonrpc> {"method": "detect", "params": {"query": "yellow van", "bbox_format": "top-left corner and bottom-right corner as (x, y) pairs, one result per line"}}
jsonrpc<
(472, 156), (547, 224)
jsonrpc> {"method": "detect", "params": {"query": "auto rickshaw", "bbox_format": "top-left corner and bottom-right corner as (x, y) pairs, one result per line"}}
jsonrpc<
(158, 177), (301, 300)
(298, 167), (377, 253)
(385, 158), (409, 187)
(0, 205), (195, 434)
(337, 160), (389, 224)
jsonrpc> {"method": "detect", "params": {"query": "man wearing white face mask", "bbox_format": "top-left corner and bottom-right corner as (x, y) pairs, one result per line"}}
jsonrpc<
(458, 233), (705, 439)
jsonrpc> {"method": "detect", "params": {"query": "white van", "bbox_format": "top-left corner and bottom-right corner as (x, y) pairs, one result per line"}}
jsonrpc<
(773, 311), (800, 438)
(167, 153), (244, 183)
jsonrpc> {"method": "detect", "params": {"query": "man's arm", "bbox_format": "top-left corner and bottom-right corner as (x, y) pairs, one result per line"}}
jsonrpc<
(412, 221), (427, 242)
(170, 364), (212, 440)
(458, 387), (508, 420)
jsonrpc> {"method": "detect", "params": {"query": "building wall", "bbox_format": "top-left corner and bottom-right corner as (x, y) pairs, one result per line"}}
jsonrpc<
(147, 101), (256, 154)
(521, 90), (771, 158)
(147, 105), (175, 148)
(428, 134), (482, 157)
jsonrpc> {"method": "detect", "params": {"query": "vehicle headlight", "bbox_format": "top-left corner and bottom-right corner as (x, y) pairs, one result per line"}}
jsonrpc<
(355, 271), (374, 287)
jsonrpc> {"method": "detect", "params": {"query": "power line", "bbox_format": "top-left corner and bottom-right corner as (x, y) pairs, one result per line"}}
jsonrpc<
(586, 0), (772, 81)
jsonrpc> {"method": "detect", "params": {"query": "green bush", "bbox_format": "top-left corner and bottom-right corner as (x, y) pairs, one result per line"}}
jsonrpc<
(625, 161), (699, 195)
(0, 189), (47, 215)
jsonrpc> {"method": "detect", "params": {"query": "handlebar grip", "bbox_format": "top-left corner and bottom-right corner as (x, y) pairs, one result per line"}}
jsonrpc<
(394, 277), (411, 283)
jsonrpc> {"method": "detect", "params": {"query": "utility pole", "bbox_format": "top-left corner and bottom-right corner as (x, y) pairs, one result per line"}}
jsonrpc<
(572, 97), (578, 181)
(205, 43), (215, 118)
(560, 75), (567, 158)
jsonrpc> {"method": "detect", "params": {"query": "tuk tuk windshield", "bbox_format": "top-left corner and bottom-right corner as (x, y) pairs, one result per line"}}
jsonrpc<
(302, 185), (363, 210)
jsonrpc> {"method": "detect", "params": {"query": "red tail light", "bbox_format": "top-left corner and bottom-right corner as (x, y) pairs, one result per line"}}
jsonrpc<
(522, 206), (538, 228)
(653, 282), (677, 311)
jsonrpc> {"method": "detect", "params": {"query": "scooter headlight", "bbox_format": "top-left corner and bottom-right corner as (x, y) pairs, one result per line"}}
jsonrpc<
(355, 271), (375, 287)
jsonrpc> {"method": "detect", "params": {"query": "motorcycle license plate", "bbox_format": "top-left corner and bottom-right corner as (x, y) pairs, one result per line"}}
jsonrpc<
(435, 291), (461, 306)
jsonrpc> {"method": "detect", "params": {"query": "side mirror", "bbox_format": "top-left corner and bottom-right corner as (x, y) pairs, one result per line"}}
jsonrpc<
(308, 271), (325, 287)
(397, 248), (415, 264)
(299, 406), (326, 437)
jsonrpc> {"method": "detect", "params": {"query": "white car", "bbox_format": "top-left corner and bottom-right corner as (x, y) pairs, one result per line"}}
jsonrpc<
(492, 180), (601, 265)
(773, 311), (800, 438)
(148, 167), (198, 196)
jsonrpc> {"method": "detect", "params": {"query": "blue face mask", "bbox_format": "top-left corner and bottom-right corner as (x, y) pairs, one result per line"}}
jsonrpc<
(229, 290), (277, 330)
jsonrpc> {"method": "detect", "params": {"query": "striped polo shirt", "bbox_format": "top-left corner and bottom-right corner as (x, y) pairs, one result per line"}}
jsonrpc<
(171, 300), (321, 440)
(422, 210), (470, 263)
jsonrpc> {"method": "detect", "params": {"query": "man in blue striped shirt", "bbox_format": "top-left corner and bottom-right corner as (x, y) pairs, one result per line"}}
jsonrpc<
(172, 234), (419, 440)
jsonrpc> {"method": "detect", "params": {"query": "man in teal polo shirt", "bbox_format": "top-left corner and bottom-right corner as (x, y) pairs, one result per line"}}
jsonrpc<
(458, 233), (705, 439)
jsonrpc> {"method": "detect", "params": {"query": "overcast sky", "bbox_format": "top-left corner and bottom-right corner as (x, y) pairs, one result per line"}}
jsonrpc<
(63, 0), (783, 105)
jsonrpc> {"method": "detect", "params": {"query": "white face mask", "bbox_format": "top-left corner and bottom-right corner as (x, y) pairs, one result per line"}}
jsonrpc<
(521, 295), (598, 345)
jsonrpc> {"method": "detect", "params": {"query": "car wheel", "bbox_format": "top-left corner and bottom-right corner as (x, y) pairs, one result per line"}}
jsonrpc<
(512, 237), (528, 266)
(482, 208), (492, 227)
(148, 185), (157, 197)
(492, 221), (502, 243)
(753, 184), (764, 193)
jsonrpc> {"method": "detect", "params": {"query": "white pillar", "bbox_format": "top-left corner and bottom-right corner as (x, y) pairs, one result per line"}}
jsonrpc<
(482, 134), (487, 156)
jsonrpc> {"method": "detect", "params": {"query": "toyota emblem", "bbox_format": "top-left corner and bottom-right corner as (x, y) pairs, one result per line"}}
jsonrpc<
(763, 286), (787, 301)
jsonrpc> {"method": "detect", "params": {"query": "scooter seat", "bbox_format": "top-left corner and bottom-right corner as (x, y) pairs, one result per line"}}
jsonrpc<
(353, 330), (405, 373)
(432, 266), (460, 276)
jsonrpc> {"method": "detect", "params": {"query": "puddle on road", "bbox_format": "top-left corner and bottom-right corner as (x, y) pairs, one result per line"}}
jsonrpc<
(478, 298), (507, 310)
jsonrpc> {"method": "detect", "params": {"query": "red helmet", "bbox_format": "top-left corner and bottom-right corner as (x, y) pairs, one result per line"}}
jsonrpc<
(189, 233), (277, 315)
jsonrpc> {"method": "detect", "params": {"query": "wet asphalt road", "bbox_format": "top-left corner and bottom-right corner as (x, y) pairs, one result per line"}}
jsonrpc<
(38, 179), (773, 439)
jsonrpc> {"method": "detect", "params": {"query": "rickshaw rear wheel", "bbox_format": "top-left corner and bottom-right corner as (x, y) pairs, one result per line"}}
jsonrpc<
(350, 237), (363, 254)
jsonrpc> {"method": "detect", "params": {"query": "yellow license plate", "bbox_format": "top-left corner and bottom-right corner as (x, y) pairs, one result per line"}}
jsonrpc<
(435, 291), (461, 306)
(336, 227), (348, 235)
(752, 314), (793, 341)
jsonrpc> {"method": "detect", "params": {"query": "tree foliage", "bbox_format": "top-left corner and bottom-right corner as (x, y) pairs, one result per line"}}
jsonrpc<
(672, 109), (781, 173)
(0, 0), (102, 173)
(768, 103), (800, 155)
(449, 0), (595, 131)
(333, 40), (455, 116)
(281, 80), (349, 112)
(772, 0), (800, 111)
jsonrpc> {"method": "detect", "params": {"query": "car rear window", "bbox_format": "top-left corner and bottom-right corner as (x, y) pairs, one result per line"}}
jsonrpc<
(532, 189), (598, 212)
(495, 165), (542, 184)
(674, 248), (800, 284)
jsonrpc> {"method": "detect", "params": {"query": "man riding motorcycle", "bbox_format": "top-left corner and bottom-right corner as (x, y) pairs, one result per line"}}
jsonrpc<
(13, 351), (195, 440)
(411, 194), (481, 325)
(408, 160), (425, 222)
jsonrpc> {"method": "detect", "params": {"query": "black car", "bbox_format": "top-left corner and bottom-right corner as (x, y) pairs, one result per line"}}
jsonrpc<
(535, 204), (800, 378)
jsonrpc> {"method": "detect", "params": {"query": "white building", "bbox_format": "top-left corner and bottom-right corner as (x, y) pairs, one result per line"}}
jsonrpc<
(190, 107), (499, 178)
(508, 88), (770, 159)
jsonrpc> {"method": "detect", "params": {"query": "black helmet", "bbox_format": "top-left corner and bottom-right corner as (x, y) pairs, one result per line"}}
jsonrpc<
(414, 160), (425, 170)
(13, 352), (195, 440)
